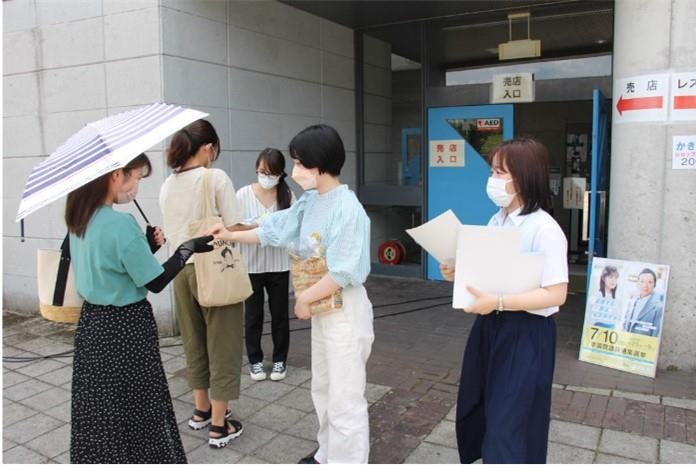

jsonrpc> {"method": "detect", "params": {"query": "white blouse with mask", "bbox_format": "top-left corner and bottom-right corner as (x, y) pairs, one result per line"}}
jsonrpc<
(488, 207), (569, 317)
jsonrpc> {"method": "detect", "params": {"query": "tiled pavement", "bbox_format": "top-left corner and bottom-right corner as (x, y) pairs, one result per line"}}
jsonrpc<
(4, 344), (391, 464)
(3, 275), (696, 463)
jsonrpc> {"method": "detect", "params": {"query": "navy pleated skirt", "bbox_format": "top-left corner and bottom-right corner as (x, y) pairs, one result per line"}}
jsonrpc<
(456, 310), (556, 464)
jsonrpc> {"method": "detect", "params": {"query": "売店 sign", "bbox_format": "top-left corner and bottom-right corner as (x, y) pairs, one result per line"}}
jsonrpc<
(613, 74), (669, 123)
(430, 140), (465, 167)
(491, 73), (534, 103)
(612, 72), (696, 123)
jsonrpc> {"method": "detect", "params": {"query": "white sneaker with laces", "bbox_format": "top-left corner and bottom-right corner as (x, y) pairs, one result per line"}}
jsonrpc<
(249, 362), (266, 381)
(270, 361), (287, 381)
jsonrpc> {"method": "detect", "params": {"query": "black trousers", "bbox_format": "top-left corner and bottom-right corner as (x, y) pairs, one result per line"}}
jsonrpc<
(244, 271), (290, 364)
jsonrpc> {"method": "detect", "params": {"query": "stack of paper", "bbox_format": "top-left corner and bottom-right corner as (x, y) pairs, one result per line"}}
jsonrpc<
(406, 210), (544, 310)
(404, 209), (460, 265)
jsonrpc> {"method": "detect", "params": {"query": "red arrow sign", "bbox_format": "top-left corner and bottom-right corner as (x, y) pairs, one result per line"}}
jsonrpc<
(674, 95), (696, 110)
(616, 95), (664, 115)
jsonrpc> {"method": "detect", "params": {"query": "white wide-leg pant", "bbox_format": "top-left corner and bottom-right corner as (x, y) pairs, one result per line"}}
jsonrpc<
(311, 285), (374, 464)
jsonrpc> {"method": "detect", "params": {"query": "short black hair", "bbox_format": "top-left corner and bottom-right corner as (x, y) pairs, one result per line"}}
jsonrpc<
(288, 124), (345, 176)
(639, 268), (657, 284)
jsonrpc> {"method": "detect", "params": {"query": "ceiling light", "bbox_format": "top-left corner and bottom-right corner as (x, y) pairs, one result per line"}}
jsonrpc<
(498, 12), (541, 61)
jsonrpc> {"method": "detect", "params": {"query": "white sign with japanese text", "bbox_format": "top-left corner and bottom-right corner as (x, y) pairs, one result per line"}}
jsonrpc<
(673, 136), (696, 170)
(670, 73), (696, 121)
(613, 74), (669, 123)
(429, 140), (465, 167)
(491, 73), (534, 103)
(563, 177), (586, 209)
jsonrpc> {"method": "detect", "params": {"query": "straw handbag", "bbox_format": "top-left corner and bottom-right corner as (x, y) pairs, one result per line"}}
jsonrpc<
(189, 169), (252, 307)
(290, 254), (343, 315)
(37, 235), (83, 323)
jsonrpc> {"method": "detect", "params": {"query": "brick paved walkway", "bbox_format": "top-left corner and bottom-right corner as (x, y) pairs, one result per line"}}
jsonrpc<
(3, 275), (696, 463)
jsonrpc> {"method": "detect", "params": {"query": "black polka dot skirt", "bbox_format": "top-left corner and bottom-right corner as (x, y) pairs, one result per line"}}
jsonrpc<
(70, 299), (187, 464)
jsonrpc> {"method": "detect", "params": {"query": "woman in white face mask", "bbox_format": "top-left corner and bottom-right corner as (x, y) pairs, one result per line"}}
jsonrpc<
(440, 137), (569, 464)
(206, 125), (373, 464)
(235, 148), (296, 382)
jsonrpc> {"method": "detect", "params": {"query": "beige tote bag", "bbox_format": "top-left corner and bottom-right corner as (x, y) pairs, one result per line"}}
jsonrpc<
(37, 235), (83, 323)
(189, 169), (252, 307)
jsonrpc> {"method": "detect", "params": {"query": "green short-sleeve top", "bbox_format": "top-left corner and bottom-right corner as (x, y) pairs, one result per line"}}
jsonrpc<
(69, 206), (164, 306)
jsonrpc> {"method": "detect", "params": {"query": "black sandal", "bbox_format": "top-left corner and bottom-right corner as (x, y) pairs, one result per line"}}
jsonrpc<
(208, 419), (243, 448)
(188, 407), (232, 430)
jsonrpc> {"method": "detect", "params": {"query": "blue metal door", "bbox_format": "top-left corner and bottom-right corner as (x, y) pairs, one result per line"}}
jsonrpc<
(588, 89), (610, 275)
(427, 105), (514, 280)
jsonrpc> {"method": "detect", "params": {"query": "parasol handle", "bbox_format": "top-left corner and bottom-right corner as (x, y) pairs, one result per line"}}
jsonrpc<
(133, 199), (150, 225)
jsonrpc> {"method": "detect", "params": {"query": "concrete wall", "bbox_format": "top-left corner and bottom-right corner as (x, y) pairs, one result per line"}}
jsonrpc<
(609, 0), (696, 371)
(159, 0), (357, 192)
(3, 0), (357, 335)
(2, 0), (174, 331)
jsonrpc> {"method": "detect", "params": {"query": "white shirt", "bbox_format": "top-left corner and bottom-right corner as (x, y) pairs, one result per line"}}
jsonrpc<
(488, 207), (569, 317)
(236, 184), (295, 274)
(159, 167), (243, 263)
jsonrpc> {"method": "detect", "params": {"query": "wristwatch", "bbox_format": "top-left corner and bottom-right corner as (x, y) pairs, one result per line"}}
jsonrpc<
(497, 294), (504, 312)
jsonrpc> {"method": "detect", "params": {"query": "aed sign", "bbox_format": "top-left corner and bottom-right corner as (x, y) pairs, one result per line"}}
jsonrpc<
(476, 119), (501, 131)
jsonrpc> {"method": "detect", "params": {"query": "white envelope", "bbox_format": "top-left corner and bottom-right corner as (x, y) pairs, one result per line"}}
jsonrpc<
(453, 225), (544, 309)
(405, 210), (461, 265)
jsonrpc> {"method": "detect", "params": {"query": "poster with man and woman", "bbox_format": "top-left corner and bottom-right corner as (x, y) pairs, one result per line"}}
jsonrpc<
(579, 257), (670, 378)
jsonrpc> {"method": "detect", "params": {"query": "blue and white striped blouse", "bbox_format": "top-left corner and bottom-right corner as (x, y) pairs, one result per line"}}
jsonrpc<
(236, 184), (296, 274)
(257, 185), (371, 288)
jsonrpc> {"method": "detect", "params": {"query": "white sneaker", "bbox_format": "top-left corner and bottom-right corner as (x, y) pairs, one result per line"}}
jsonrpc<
(249, 362), (266, 381)
(270, 361), (287, 381)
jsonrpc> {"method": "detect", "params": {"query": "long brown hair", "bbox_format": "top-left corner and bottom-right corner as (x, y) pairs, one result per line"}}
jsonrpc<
(167, 119), (220, 169)
(256, 148), (291, 210)
(489, 137), (552, 215)
(65, 153), (152, 237)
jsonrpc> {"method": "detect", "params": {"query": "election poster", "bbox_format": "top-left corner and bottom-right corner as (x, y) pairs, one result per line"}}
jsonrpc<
(579, 257), (670, 378)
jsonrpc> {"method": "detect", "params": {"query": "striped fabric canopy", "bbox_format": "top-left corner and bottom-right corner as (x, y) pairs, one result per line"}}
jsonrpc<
(16, 102), (208, 222)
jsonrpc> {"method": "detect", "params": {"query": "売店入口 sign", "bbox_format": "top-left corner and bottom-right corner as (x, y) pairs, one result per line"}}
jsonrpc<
(491, 73), (534, 103)
(429, 140), (465, 167)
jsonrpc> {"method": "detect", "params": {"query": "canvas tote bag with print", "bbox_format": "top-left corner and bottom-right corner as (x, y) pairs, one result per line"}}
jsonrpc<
(37, 234), (83, 323)
(188, 168), (252, 307)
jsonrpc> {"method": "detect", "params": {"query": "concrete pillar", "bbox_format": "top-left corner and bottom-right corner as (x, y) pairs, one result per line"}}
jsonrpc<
(609, 0), (696, 371)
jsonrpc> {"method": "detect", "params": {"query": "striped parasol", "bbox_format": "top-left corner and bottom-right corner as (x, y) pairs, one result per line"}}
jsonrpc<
(16, 102), (207, 222)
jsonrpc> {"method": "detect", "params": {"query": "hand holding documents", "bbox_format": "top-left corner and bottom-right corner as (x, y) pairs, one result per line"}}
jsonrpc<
(454, 225), (543, 309)
(406, 210), (544, 311)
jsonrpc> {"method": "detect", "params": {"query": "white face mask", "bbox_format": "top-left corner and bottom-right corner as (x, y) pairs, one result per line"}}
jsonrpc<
(291, 164), (317, 190)
(116, 180), (139, 204)
(257, 173), (280, 190)
(486, 176), (516, 207)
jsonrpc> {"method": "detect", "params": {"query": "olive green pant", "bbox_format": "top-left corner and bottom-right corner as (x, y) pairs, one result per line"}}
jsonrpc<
(173, 264), (243, 401)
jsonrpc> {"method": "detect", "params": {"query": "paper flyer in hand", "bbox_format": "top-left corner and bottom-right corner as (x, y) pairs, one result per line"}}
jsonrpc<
(405, 210), (461, 265)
